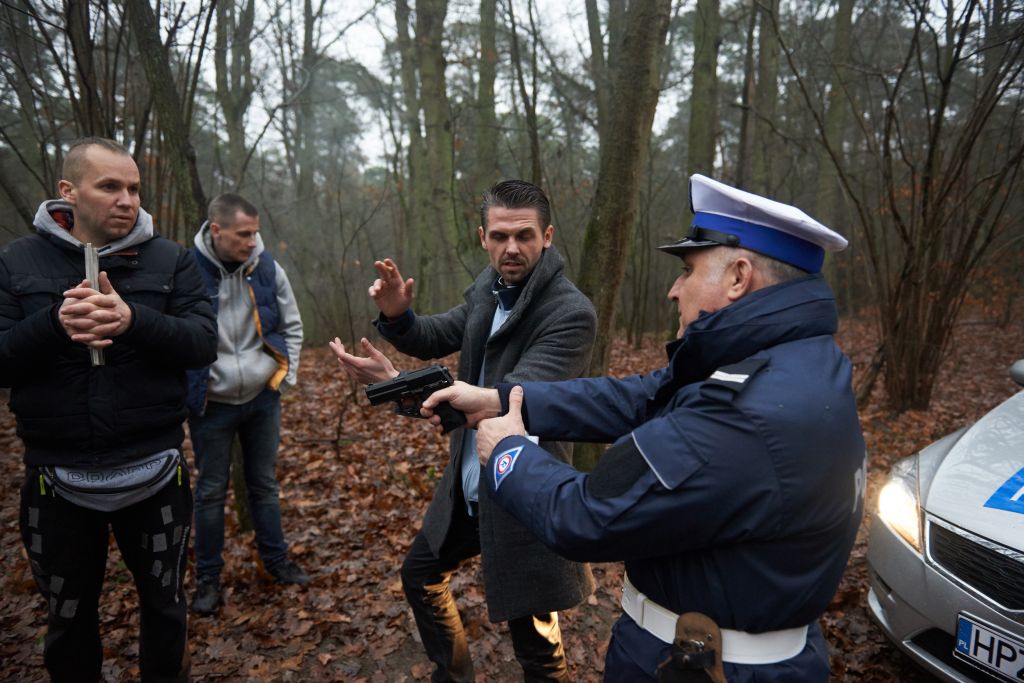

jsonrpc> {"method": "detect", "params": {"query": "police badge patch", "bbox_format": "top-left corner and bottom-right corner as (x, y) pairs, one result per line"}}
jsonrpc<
(493, 445), (524, 490)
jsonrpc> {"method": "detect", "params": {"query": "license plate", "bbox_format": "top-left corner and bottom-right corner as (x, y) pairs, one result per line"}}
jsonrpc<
(954, 613), (1024, 681)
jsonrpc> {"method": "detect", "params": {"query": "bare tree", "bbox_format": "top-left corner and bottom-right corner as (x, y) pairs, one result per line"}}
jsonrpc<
(215, 0), (257, 188)
(475, 0), (499, 189)
(126, 0), (209, 236)
(778, 0), (1024, 410)
(687, 0), (720, 178)
(750, 0), (778, 194)
(506, 0), (542, 185)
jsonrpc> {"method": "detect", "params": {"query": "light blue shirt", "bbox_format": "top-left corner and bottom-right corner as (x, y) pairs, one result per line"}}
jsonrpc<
(460, 292), (516, 515)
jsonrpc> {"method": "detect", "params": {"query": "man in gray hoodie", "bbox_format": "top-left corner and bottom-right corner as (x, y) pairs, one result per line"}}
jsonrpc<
(186, 193), (306, 616)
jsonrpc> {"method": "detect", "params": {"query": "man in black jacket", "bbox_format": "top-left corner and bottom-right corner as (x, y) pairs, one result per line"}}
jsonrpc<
(0, 138), (217, 683)
(331, 180), (596, 681)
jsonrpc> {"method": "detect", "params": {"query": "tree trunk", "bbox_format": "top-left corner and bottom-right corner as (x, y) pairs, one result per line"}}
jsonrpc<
(396, 0), (424, 270)
(125, 0), (206, 234)
(577, 0), (671, 471)
(415, 0), (460, 311)
(507, 0), (542, 186)
(0, 170), (36, 227)
(736, 2), (757, 188)
(294, 0), (319, 233)
(214, 0), (256, 188)
(687, 0), (720, 178)
(474, 0), (499, 190)
(584, 0), (610, 142)
(813, 0), (855, 312)
(576, 0), (672, 378)
(66, 0), (111, 137)
(751, 0), (778, 195)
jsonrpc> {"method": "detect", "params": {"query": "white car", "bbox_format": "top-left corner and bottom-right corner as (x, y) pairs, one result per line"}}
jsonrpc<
(867, 360), (1024, 682)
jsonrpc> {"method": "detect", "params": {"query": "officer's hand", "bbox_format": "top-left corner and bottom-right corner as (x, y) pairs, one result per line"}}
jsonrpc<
(422, 382), (501, 429)
(369, 258), (414, 319)
(59, 272), (132, 348)
(476, 386), (527, 465)
(329, 337), (399, 384)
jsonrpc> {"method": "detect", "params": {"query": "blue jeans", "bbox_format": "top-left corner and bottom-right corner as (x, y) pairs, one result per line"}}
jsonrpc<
(190, 389), (288, 579)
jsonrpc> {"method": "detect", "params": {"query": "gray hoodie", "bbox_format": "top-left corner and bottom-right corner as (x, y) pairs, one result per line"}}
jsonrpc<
(193, 222), (303, 405)
(34, 199), (155, 253)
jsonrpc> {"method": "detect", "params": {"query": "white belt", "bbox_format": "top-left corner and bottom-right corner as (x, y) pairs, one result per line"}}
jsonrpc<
(621, 575), (808, 665)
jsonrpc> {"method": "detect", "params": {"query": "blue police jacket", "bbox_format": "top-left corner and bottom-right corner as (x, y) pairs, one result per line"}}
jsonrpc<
(485, 273), (866, 680)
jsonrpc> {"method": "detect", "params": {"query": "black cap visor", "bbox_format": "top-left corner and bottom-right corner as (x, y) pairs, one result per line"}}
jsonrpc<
(656, 236), (720, 257)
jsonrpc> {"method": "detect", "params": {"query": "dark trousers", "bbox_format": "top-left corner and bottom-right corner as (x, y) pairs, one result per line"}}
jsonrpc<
(190, 390), (289, 579)
(19, 465), (192, 683)
(401, 506), (568, 682)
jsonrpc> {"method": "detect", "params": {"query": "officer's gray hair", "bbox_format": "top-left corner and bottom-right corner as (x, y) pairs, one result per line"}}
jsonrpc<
(705, 247), (807, 286)
(745, 250), (807, 284)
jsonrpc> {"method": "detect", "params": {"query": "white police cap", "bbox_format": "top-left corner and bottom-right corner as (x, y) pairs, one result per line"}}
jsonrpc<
(657, 174), (848, 273)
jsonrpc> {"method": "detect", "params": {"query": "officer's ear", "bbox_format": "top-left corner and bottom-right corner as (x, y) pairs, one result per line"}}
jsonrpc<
(725, 257), (755, 302)
(478, 226), (486, 249)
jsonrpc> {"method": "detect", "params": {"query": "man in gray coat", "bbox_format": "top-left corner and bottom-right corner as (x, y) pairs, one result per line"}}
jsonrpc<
(331, 180), (595, 681)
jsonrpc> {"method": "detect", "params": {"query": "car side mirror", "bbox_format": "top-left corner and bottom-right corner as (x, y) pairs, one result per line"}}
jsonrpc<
(1010, 359), (1024, 387)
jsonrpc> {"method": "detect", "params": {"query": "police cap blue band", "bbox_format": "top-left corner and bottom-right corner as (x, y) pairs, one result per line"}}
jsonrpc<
(692, 212), (825, 273)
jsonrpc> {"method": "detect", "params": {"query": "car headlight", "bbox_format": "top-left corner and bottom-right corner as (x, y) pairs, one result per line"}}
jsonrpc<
(877, 455), (922, 552)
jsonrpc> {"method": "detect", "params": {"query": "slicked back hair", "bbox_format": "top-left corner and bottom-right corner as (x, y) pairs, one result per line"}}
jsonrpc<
(208, 193), (258, 228)
(63, 137), (132, 184)
(479, 180), (551, 230)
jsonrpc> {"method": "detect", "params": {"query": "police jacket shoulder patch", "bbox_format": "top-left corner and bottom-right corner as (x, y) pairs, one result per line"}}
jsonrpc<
(702, 357), (769, 399)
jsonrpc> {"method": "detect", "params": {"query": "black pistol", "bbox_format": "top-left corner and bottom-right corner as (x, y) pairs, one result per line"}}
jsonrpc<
(365, 365), (467, 434)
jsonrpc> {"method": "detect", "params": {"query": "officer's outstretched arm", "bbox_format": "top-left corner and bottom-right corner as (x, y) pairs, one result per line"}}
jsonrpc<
(484, 404), (780, 563)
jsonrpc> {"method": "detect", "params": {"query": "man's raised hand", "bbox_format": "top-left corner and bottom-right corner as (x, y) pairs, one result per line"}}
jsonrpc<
(329, 337), (400, 385)
(369, 258), (414, 319)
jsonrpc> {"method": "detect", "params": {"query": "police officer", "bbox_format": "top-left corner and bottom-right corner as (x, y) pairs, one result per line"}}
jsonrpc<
(423, 174), (867, 682)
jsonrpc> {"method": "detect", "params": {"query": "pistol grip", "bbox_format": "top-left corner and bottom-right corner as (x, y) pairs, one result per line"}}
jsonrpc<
(435, 402), (467, 434)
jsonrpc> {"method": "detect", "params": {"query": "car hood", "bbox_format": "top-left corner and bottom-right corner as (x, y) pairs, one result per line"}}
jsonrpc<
(924, 390), (1024, 551)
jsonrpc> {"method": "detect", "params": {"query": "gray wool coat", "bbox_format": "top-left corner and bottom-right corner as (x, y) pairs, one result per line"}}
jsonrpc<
(376, 246), (596, 622)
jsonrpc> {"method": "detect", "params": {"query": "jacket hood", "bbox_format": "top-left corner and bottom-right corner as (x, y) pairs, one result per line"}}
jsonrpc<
(34, 199), (155, 254)
(194, 219), (265, 274)
(665, 273), (839, 386)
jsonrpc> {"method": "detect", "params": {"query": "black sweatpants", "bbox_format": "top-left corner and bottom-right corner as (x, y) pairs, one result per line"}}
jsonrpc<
(19, 465), (192, 683)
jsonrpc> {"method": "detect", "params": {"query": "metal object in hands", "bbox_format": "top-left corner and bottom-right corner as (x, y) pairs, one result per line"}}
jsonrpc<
(84, 243), (104, 367)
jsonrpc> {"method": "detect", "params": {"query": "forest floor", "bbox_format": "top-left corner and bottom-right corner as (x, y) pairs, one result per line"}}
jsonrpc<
(1, 305), (1022, 682)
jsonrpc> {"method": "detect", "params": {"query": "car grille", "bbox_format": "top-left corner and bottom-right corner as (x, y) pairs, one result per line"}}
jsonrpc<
(928, 520), (1024, 611)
